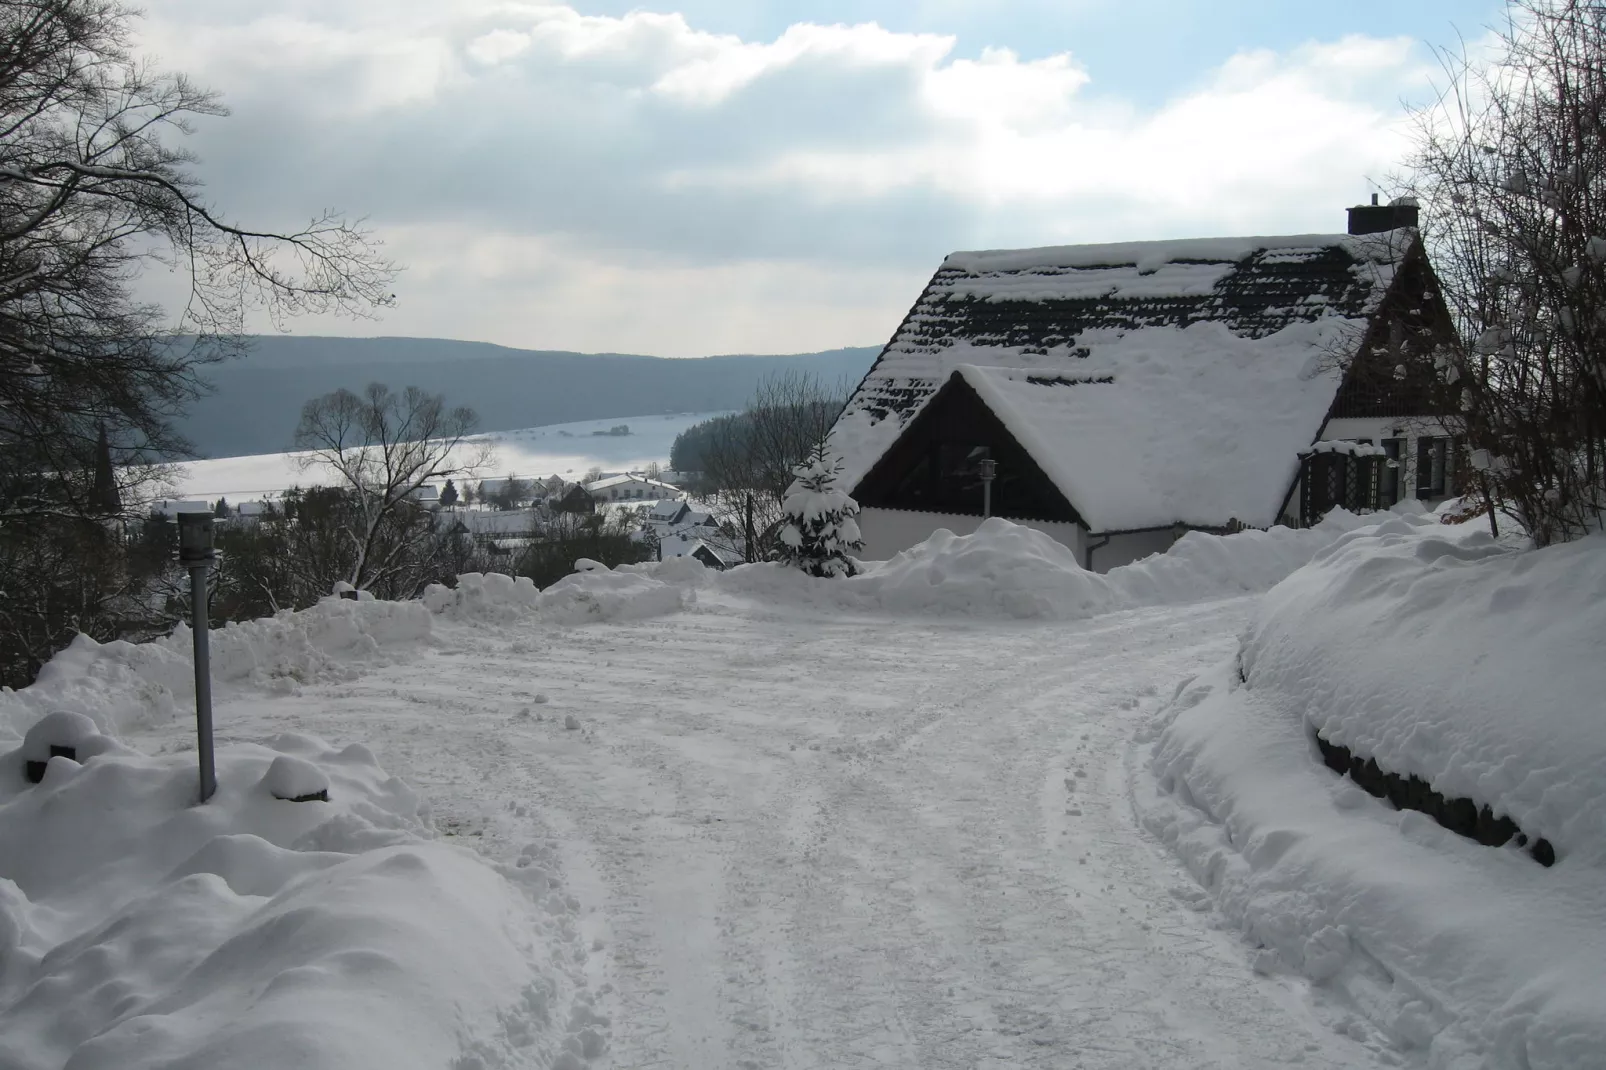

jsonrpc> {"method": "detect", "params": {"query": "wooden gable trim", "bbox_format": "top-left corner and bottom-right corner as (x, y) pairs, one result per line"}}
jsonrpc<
(1276, 234), (1459, 523)
(852, 371), (1086, 527)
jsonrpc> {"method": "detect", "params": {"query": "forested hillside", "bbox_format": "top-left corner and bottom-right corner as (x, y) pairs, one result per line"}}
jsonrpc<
(182, 336), (878, 458)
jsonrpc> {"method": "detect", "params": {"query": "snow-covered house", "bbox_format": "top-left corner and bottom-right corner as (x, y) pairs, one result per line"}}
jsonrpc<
(584, 474), (681, 503)
(149, 500), (211, 517)
(647, 498), (691, 526)
(830, 202), (1459, 571)
(656, 534), (736, 570)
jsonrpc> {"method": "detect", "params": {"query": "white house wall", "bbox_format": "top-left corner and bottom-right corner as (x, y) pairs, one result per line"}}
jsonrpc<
(1086, 529), (1179, 572)
(858, 507), (1087, 565)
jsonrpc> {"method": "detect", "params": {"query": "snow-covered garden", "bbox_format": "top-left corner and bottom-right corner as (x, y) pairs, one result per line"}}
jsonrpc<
(3, 501), (1600, 1069)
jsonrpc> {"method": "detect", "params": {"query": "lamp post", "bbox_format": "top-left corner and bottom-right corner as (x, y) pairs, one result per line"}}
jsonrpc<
(176, 511), (217, 803)
(979, 458), (997, 518)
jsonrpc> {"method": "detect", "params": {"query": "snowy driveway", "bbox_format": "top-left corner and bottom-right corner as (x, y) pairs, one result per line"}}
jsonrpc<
(129, 591), (1402, 1069)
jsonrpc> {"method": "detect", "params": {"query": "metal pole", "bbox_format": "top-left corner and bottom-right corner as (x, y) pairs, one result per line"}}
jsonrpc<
(983, 479), (991, 518)
(190, 561), (216, 802)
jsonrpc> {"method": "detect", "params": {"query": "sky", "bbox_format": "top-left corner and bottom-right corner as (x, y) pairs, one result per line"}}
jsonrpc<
(133, 0), (1505, 357)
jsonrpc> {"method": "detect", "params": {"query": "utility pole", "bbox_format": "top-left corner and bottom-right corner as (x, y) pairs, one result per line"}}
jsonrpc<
(176, 511), (217, 803)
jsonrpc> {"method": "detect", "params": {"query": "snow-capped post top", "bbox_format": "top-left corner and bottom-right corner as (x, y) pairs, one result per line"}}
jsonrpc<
(262, 754), (330, 803)
(20, 710), (108, 784)
(774, 444), (864, 579)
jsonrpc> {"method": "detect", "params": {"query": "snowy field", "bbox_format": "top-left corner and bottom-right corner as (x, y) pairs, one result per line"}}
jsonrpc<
(3, 514), (1601, 1069)
(168, 412), (727, 501)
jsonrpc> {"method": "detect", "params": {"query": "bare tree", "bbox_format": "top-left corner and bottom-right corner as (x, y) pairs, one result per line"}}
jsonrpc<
(294, 383), (491, 595)
(693, 370), (849, 562)
(0, 1), (396, 515)
(0, 0), (396, 683)
(1407, 0), (1606, 543)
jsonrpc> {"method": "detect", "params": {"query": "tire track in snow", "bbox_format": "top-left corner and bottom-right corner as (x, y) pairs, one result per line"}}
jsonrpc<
(126, 596), (1419, 1069)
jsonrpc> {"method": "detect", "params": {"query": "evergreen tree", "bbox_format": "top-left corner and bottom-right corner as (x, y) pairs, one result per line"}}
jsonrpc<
(774, 443), (863, 578)
(91, 424), (120, 516)
(440, 479), (459, 508)
(213, 497), (230, 518)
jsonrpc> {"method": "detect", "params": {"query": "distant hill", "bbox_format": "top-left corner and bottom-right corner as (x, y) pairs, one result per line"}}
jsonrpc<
(179, 336), (881, 459)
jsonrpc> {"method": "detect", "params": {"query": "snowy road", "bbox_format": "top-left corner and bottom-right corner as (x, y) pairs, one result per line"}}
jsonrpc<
(129, 591), (1404, 1069)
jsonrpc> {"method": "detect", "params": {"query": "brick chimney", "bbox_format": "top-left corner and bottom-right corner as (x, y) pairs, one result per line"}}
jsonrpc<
(1347, 193), (1420, 235)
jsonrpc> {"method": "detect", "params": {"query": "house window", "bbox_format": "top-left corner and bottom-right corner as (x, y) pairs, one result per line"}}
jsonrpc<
(1380, 438), (1404, 505)
(1301, 448), (1385, 526)
(1416, 436), (1449, 498)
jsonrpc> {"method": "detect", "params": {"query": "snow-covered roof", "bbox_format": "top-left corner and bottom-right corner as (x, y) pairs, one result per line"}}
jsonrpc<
(833, 230), (1416, 531)
(151, 500), (211, 516)
(648, 498), (689, 521)
(659, 534), (736, 567)
(584, 475), (681, 493)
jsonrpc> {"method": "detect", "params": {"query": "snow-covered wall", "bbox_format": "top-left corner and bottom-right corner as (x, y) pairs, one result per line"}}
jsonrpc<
(857, 506), (1084, 564)
(1142, 517), (1606, 1068)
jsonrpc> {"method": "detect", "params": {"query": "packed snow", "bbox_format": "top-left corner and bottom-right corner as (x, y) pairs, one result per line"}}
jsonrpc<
(1141, 515), (1606, 1069)
(167, 412), (724, 501)
(4, 509), (1600, 1068)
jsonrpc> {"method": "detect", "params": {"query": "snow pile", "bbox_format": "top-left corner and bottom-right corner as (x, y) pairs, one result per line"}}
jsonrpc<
(422, 570), (543, 622)
(865, 519), (1115, 618)
(0, 597), (431, 739)
(1140, 516), (1606, 1068)
(1248, 517), (1606, 857)
(423, 564), (693, 626)
(536, 563), (693, 624)
(0, 727), (591, 1070)
(721, 512), (1378, 621)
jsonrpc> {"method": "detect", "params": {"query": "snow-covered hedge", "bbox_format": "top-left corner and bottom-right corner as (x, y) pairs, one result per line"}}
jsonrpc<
(1, 596), (431, 741)
(1140, 516), (1606, 1069)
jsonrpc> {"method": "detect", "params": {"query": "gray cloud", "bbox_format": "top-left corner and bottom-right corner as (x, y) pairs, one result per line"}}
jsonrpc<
(132, 3), (1437, 355)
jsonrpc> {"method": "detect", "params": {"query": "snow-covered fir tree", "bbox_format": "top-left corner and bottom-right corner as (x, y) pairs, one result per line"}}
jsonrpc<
(774, 443), (863, 578)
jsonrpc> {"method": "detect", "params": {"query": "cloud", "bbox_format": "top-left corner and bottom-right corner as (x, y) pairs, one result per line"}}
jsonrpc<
(131, 3), (1434, 356)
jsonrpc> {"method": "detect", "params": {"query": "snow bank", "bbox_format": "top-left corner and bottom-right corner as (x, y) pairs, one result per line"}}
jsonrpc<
(0, 597), (431, 741)
(0, 727), (592, 1070)
(718, 512), (1377, 621)
(1140, 516), (1606, 1069)
(423, 564), (693, 626)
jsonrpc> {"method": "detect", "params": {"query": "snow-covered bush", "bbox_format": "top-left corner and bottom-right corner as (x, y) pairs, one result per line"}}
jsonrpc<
(773, 444), (864, 578)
